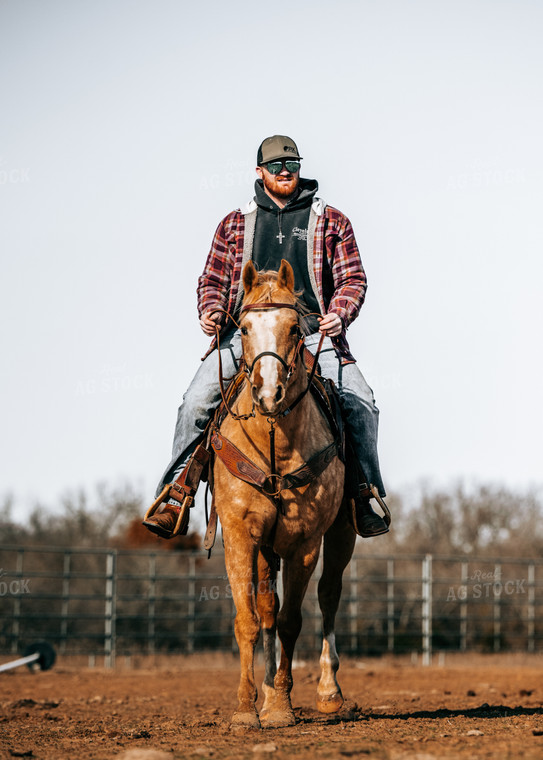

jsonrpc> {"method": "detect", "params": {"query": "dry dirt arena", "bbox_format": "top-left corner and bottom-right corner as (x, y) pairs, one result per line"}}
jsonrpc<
(1, 653), (543, 760)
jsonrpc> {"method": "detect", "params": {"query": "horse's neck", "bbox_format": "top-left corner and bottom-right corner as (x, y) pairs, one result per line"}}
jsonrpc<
(227, 369), (328, 470)
(281, 363), (311, 422)
(264, 365), (322, 442)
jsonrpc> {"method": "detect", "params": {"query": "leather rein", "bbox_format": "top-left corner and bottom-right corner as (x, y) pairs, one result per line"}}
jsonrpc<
(211, 302), (330, 503)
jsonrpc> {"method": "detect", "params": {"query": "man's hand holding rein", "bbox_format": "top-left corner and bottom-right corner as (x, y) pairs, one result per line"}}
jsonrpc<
(200, 311), (222, 337)
(318, 313), (342, 337)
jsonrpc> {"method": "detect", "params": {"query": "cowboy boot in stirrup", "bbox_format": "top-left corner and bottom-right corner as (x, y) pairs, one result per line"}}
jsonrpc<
(143, 445), (210, 539)
(351, 484), (391, 538)
(143, 496), (189, 539)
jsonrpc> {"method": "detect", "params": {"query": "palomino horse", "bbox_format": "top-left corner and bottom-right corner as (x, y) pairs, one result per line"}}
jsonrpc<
(211, 259), (356, 729)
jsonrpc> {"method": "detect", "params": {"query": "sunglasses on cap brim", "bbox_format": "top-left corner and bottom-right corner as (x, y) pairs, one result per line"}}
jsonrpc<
(263, 160), (301, 175)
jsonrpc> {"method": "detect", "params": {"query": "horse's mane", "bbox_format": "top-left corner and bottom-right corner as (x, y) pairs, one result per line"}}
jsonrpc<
(241, 269), (314, 335)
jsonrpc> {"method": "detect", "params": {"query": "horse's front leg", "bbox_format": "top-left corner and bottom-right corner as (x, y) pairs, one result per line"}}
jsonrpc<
(223, 528), (261, 730)
(317, 504), (356, 713)
(256, 546), (279, 715)
(260, 541), (320, 728)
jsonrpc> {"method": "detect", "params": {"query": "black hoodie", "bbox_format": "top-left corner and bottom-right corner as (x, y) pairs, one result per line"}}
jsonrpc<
(252, 178), (321, 323)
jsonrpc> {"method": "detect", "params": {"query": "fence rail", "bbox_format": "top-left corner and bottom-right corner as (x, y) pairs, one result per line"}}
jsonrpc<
(1, 545), (542, 666)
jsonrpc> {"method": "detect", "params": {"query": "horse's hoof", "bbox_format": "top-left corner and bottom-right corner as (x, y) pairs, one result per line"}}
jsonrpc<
(229, 711), (261, 731)
(316, 691), (344, 714)
(260, 709), (296, 728)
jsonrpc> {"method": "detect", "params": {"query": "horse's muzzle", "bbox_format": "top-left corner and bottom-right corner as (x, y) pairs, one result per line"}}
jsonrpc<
(252, 383), (285, 415)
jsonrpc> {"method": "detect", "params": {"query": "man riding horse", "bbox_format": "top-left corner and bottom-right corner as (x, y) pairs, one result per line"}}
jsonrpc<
(143, 135), (390, 539)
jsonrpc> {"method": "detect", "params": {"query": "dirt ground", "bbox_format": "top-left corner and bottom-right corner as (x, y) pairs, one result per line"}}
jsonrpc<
(1, 652), (543, 760)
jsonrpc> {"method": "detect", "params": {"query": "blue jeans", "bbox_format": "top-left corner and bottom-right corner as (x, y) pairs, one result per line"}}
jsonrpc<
(156, 330), (385, 497)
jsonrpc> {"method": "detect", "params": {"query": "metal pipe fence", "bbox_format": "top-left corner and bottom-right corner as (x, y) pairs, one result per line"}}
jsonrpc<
(1, 545), (542, 666)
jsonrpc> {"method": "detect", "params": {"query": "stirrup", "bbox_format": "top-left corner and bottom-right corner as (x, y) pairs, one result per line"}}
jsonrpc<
(143, 443), (210, 538)
(351, 483), (392, 537)
(369, 484), (391, 527)
(143, 485), (192, 538)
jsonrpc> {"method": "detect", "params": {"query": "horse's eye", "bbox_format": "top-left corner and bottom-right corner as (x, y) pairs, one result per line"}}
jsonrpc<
(241, 326), (248, 336)
(290, 325), (299, 336)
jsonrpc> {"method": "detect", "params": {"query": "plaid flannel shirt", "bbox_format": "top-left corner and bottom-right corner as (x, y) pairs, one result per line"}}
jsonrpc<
(197, 201), (367, 363)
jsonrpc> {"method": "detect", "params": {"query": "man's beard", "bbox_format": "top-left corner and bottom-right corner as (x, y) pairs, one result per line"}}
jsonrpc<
(262, 173), (299, 199)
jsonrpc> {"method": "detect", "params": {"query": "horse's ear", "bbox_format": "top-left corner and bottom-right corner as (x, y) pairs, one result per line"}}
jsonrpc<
(243, 261), (258, 294)
(277, 259), (295, 292)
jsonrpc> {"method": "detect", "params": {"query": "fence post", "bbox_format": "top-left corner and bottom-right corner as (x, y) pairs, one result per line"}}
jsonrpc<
(10, 550), (24, 654)
(148, 554), (156, 656)
(60, 551), (71, 654)
(350, 558), (358, 653)
(528, 563), (535, 653)
(187, 555), (196, 654)
(493, 563), (501, 653)
(387, 559), (394, 653)
(460, 561), (468, 652)
(422, 554), (432, 666)
(104, 551), (117, 669)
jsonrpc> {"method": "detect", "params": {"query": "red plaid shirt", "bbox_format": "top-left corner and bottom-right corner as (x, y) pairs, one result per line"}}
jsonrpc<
(197, 202), (367, 362)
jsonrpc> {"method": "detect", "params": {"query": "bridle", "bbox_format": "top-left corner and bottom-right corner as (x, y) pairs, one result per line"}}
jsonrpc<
(213, 302), (325, 423)
(212, 301), (326, 501)
(241, 302), (305, 384)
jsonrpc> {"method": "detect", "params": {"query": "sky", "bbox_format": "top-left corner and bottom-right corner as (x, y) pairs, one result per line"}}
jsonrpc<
(1, 0), (542, 521)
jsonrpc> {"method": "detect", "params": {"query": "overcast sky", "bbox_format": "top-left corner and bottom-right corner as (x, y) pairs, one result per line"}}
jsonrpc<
(1, 0), (542, 520)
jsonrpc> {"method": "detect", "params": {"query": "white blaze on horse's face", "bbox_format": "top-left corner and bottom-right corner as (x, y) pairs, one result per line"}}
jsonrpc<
(247, 311), (283, 414)
(242, 310), (297, 416)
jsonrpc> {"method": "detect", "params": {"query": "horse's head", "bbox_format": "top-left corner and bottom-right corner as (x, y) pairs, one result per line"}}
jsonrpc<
(240, 259), (303, 416)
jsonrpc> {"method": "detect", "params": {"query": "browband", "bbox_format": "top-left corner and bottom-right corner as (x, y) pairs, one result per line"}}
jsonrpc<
(241, 302), (299, 314)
